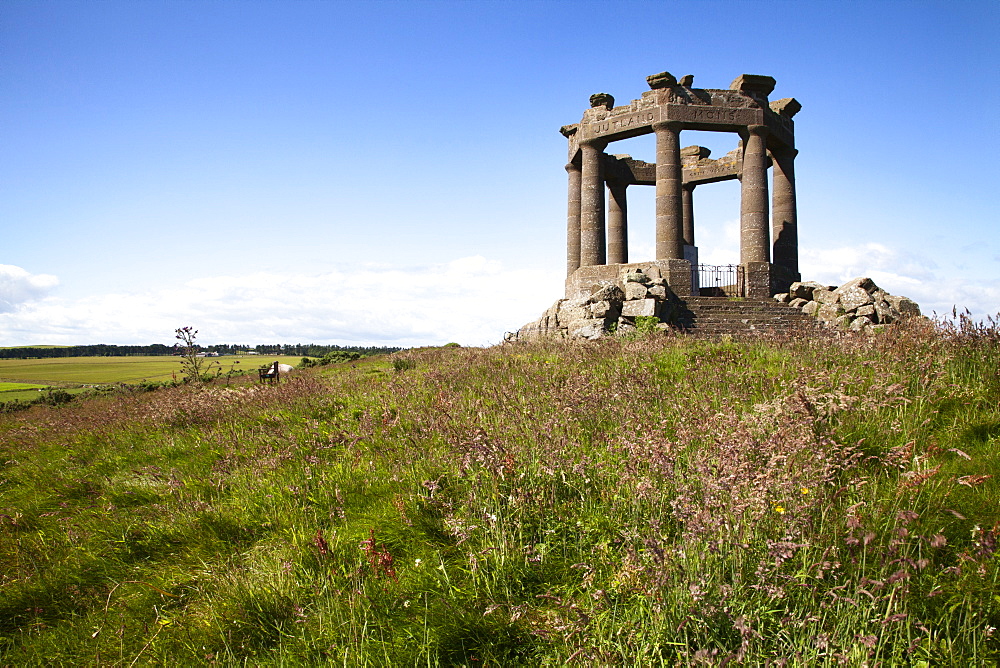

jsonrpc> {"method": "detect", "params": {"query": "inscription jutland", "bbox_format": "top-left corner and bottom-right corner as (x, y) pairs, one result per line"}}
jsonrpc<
(590, 111), (656, 136)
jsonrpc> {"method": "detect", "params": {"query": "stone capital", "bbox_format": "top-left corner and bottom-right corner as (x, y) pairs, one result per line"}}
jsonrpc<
(747, 124), (770, 137)
(730, 74), (776, 97)
(769, 97), (802, 118)
(565, 162), (581, 173)
(589, 93), (615, 110)
(579, 137), (608, 151)
(652, 120), (683, 133)
(646, 71), (677, 89)
(559, 124), (578, 138)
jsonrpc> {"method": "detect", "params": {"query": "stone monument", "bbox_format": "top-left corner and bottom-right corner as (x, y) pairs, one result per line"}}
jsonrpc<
(561, 71), (801, 300)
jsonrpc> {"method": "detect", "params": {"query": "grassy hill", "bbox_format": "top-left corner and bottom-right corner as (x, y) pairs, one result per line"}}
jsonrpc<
(1, 320), (999, 664)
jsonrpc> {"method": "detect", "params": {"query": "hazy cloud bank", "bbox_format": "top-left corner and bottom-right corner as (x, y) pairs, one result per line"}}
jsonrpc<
(1, 244), (996, 348)
(0, 257), (562, 347)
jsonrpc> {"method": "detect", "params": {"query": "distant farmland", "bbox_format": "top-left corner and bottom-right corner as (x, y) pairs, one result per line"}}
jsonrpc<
(0, 355), (306, 400)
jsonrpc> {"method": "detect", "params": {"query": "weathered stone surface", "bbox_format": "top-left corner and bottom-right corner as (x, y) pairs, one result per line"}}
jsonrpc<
(813, 289), (839, 305)
(773, 293), (790, 303)
(625, 282), (649, 300)
(590, 301), (611, 318)
(834, 314), (853, 330)
(622, 270), (650, 284)
(570, 320), (606, 340)
(801, 301), (820, 316)
(816, 304), (841, 322)
(789, 281), (826, 300)
(589, 93), (614, 109)
(855, 304), (876, 318)
(837, 286), (874, 311)
(647, 284), (667, 300)
(849, 316), (874, 332)
(621, 299), (659, 317)
(789, 297), (808, 308)
(591, 285), (624, 303)
(839, 277), (877, 294)
(874, 300), (895, 324)
(646, 71), (677, 89)
(886, 295), (921, 317)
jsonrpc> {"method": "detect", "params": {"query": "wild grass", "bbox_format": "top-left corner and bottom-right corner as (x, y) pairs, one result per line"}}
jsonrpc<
(2, 318), (1000, 665)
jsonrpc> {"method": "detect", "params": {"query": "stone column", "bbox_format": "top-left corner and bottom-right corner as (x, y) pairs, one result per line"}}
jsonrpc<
(771, 147), (798, 275)
(565, 159), (582, 277)
(654, 121), (683, 260)
(681, 184), (695, 247)
(607, 181), (628, 264)
(579, 141), (607, 266)
(740, 125), (770, 264)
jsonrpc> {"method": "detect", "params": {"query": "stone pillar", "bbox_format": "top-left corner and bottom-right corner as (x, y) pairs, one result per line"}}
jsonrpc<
(681, 184), (695, 246)
(565, 159), (582, 277)
(771, 147), (798, 276)
(740, 124), (770, 265)
(579, 141), (607, 266)
(607, 181), (628, 264)
(654, 121), (683, 260)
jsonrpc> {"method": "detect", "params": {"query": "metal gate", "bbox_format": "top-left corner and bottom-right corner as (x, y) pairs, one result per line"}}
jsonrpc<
(693, 264), (745, 297)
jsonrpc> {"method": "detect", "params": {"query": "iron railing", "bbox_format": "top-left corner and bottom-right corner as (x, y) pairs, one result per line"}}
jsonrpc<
(693, 264), (745, 297)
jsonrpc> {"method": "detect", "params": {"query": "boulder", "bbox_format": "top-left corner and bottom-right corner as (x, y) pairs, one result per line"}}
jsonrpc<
(887, 295), (921, 317)
(621, 299), (660, 318)
(622, 270), (650, 284)
(855, 304), (876, 319)
(813, 289), (839, 305)
(624, 282), (649, 300)
(789, 297), (808, 308)
(590, 301), (611, 318)
(837, 286), (874, 311)
(849, 316), (874, 332)
(834, 314), (853, 330)
(839, 277), (877, 294)
(816, 304), (841, 322)
(570, 320), (606, 340)
(647, 284), (667, 300)
(801, 301), (820, 316)
(773, 293), (790, 303)
(789, 281), (827, 300)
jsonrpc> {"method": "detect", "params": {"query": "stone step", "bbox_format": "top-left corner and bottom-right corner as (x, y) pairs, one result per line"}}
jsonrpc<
(677, 297), (819, 335)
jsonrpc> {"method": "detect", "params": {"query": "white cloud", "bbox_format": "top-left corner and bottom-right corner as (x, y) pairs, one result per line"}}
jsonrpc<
(802, 243), (1000, 320)
(0, 265), (59, 313)
(0, 257), (563, 347)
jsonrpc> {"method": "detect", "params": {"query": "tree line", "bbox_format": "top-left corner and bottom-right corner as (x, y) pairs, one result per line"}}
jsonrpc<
(0, 343), (403, 359)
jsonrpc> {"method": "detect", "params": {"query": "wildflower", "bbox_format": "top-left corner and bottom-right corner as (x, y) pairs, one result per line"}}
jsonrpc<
(800, 487), (810, 495)
(414, 558), (422, 567)
(774, 505), (786, 514)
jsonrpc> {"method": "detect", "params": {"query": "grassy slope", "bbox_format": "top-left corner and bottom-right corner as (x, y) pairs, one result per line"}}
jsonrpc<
(0, 355), (306, 386)
(1, 322), (999, 665)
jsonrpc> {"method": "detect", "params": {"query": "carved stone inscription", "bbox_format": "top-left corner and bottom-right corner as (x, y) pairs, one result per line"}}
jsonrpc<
(588, 110), (656, 138)
(667, 104), (761, 127)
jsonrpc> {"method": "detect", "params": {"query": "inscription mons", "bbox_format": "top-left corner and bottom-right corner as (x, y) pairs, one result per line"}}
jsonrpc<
(668, 105), (760, 126)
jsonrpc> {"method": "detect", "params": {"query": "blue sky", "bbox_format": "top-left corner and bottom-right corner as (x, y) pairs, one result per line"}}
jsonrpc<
(2, 0), (998, 346)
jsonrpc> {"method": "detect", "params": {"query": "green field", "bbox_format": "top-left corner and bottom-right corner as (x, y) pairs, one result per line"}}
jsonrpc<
(0, 355), (306, 386)
(0, 382), (49, 392)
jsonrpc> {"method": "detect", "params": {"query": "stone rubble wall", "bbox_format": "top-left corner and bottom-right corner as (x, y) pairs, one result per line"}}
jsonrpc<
(773, 277), (921, 332)
(513, 266), (679, 341)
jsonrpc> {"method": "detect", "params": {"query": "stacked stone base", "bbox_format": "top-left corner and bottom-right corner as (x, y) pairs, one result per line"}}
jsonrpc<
(513, 273), (923, 341)
(517, 267), (682, 340)
(775, 277), (921, 332)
